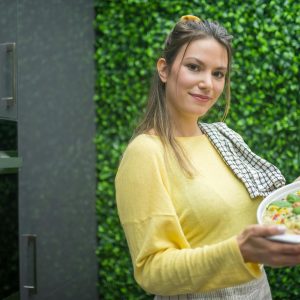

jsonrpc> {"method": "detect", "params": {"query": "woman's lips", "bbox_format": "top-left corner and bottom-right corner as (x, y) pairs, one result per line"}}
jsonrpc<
(189, 93), (211, 102)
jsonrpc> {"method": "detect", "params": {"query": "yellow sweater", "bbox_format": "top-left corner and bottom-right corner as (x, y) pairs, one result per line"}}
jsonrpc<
(115, 134), (263, 296)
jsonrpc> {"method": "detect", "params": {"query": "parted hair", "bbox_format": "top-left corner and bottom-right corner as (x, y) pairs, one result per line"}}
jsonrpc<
(134, 16), (233, 177)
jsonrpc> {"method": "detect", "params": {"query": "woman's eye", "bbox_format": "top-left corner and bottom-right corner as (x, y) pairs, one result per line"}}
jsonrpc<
(213, 71), (225, 79)
(186, 64), (200, 72)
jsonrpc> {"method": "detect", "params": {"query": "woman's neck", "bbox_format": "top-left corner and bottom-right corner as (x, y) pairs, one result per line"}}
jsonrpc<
(172, 119), (203, 137)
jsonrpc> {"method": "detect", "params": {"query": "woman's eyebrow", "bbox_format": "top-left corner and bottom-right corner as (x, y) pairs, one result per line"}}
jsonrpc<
(184, 57), (227, 70)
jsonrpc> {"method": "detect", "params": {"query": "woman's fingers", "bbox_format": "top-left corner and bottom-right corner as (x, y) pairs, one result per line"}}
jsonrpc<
(242, 224), (286, 237)
(263, 250), (300, 267)
(237, 224), (300, 267)
(272, 241), (300, 255)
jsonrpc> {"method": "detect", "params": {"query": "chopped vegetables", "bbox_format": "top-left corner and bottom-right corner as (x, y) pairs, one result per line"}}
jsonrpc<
(268, 200), (292, 208)
(263, 190), (300, 234)
(287, 193), (300, 203)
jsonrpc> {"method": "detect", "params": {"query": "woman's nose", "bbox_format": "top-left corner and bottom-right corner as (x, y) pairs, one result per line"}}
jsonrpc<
(198, 73), (213, 90)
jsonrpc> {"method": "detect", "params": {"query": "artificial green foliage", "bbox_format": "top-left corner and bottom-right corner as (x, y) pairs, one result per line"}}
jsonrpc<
(94, 1), (299, 299)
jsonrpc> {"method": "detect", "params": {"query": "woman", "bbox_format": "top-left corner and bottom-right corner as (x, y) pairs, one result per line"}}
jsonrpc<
(115, 15), (300, 299)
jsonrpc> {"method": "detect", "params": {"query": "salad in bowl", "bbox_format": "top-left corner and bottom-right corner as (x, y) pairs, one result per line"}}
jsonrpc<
(257, 181), (300, 243)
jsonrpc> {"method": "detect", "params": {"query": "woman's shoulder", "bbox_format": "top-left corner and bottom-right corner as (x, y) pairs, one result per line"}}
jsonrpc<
(200, 121), (233, 131)
(200, 122), (245, 142)
(123, 134), (164, 159)
(116, 134), (164, 180)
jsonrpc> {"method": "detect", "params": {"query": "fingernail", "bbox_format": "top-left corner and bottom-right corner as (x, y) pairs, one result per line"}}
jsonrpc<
(276, 225), (286, 233)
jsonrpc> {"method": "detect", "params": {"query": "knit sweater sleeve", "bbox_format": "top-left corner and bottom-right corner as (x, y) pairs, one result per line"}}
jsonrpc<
(115, 135), (262, 296)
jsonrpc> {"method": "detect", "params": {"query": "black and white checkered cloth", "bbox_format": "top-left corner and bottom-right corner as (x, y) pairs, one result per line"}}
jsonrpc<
(199, 122), (286, 199)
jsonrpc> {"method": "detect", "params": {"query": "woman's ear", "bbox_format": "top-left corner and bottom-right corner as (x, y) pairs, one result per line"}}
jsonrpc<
(157, 58), (168, 83)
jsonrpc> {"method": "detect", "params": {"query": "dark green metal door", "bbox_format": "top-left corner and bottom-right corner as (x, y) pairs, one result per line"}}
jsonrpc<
(1, 1), (98, 300)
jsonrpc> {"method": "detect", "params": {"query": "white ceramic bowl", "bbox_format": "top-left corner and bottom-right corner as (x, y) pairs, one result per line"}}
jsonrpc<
(257, 181), (300, 243)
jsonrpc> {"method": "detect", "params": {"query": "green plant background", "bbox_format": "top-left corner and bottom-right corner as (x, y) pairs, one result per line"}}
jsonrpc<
(94, 0), (300, 299)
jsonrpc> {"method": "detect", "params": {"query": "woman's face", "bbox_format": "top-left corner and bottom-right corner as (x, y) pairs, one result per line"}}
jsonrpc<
(158, 38), (228, 122)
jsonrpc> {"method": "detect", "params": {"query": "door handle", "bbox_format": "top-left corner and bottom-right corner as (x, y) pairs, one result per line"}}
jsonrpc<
(22, 234), (37, 295)
(1, 43), (16, 107)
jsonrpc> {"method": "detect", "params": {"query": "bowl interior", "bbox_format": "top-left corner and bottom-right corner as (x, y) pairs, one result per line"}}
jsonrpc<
(257, 181), (300, 224)
(256, 181), (300, 243)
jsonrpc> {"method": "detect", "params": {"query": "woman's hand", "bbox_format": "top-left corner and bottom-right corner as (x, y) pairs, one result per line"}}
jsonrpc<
(237, 225), (300, 267)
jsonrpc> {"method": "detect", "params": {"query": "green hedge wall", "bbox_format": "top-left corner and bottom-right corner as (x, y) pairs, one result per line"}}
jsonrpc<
(94, 1), (300, 299)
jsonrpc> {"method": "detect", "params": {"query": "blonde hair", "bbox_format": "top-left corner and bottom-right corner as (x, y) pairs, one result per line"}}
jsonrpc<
(134, 16), (233, 177)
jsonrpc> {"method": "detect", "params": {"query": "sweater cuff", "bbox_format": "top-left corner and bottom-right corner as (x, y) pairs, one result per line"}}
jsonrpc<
(231, 236), (262, 278)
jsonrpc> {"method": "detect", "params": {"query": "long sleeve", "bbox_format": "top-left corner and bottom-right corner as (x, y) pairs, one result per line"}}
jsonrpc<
(115, 135), (262, 296)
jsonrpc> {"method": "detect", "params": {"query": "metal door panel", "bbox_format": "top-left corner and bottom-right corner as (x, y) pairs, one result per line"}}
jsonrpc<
(0, 0), (18, 121)
(17, 1), (98, 300)
(0, 1), (19, 300)
(0, 43), (17, 120)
